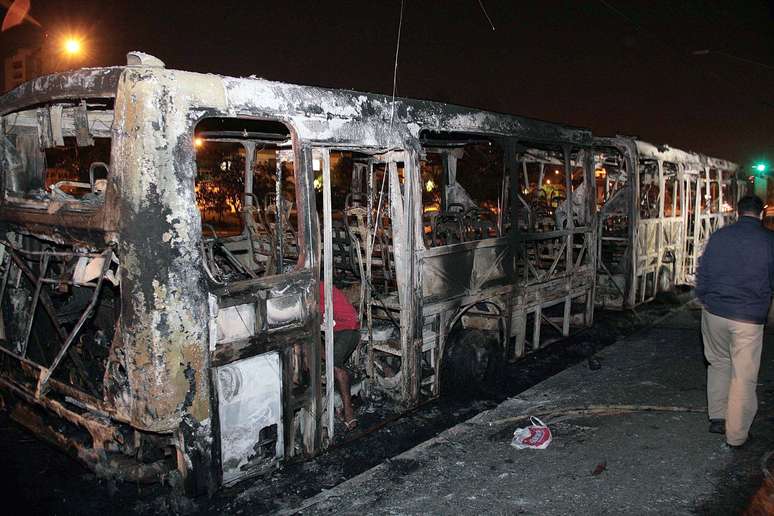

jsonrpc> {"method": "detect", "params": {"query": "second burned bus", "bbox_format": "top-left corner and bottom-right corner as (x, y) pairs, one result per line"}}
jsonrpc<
(593, 137), (740, 309)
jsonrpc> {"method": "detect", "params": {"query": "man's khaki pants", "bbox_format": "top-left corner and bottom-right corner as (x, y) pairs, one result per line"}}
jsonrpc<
(701, 310), (764, 445)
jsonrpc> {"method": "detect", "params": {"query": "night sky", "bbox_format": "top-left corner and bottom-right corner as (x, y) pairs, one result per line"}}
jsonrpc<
(1, 0), (772, 164)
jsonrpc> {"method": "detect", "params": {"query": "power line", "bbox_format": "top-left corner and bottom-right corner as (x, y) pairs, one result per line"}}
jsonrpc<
(390, 0), (405, 129)
(691, 49), (774, 71)
(596, 0), (773, 109)
(478, 0), (496, 31)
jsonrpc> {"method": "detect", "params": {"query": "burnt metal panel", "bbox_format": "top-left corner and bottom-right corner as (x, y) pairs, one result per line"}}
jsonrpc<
(0, 68), (122, 116)
(112, 68), (228, 433)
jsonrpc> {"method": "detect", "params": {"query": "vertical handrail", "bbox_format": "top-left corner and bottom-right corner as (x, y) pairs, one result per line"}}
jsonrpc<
(275, 159), (285, 271)
(365, 160), (374, 394)
(321, 149), (335, 442)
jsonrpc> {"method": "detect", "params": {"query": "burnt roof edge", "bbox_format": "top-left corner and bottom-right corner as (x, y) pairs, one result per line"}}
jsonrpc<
(0, 67), (124, 116)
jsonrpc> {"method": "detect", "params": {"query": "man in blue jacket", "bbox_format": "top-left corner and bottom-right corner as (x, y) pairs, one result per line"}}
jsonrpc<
(696, 195), (774, 448)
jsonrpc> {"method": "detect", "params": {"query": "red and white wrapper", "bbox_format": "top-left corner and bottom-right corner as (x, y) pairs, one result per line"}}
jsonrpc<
(510, 416), (552, 450)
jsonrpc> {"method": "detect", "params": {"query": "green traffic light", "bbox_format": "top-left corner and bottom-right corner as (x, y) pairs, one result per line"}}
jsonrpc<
(755, 163), (766, 172)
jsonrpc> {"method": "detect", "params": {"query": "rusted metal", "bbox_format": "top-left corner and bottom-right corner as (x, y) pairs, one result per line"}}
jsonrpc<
(0, 53), (740, 496)
(37, 248), (114, 396)
(20, 253), (48, 357)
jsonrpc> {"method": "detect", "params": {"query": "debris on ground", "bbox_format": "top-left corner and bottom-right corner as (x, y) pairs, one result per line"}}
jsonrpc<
(510, 417), (552, 450)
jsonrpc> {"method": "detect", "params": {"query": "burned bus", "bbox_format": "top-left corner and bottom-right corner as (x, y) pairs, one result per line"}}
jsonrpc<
(0, 53), (597, 494)
(593, 137), (740, 309)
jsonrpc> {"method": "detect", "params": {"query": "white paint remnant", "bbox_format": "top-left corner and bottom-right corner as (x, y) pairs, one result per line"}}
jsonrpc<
(216, 303), (256, 343)
(216, 352), (283, 485)
(266, 295), (303, 327)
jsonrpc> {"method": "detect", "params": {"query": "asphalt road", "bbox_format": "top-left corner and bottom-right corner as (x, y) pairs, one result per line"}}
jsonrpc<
(290, 303), (774, 515)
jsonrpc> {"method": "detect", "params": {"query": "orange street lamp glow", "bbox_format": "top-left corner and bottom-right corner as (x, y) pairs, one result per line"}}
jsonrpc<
(63, 38), (82, 56)
(194, 137), (204, 148)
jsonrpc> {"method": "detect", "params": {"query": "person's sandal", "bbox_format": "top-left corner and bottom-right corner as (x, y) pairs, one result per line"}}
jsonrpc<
(335, 407), (359, 432)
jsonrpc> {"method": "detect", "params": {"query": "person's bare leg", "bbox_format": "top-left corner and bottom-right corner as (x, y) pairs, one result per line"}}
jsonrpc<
(334, 366), (356, 428)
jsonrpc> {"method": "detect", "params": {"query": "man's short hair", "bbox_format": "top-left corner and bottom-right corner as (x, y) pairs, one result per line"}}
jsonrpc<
(737, 195), (764, 216)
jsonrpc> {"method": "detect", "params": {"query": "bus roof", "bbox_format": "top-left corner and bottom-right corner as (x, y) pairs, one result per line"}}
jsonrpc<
(0, 53), (592, 147)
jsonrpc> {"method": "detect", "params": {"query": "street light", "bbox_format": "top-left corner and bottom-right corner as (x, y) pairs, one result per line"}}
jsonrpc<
(62, 37), (83, 57)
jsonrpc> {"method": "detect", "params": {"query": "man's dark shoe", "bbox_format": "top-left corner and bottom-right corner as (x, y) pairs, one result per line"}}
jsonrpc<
(708, 419), (725, 434)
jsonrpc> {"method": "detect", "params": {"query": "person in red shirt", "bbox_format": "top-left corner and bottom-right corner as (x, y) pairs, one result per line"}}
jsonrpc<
(320, 281), (360, 430)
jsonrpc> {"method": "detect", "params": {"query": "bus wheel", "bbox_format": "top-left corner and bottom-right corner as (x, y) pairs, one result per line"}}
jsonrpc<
(441, 329), (504, 397)
(657, 265), (674, 293)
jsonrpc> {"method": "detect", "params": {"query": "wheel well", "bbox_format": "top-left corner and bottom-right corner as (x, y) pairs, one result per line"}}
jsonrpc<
(446, 301), (507, 348)
(435, 301), (508, 392)
(438, 325), (506, 397)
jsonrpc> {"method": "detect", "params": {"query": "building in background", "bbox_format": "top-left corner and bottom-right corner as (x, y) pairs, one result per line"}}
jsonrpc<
(3, 46), (41, 92)
(2, 31), (89, 93)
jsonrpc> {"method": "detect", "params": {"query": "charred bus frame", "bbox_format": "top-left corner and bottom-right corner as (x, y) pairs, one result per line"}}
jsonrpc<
(0, 54), (599, 493)
(594, 136), (740, 309)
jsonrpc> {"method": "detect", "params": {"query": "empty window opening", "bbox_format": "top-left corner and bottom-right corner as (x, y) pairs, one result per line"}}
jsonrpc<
(639, 160), (660, 219)
(702, 169), (720, 214)
(515, 145), (588, 232)
(663, 162), (681, 217)
(2, 100), (113, 206)
(194, 118), (299, 283)
(594, 149), (628, 213)
(595, 148), (630, 283)
(316, 149), (400, 299)
(720, 170), (736, 213)
(420, 131), (505, 247)
(196, 141), (246, 236)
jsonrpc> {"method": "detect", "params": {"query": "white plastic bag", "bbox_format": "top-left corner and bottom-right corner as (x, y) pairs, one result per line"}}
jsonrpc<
(510, 416), (552, 450)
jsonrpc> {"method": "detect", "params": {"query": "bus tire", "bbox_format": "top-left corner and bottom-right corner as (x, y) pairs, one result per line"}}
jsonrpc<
(441, 329), (504, 397)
